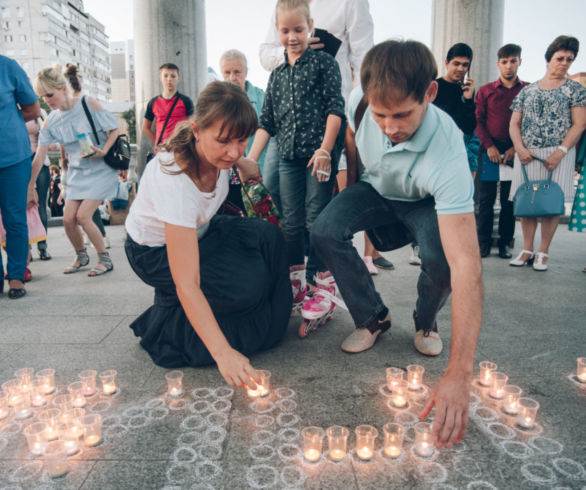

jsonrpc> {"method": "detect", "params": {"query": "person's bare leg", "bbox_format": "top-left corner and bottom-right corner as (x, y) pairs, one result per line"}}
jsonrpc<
(63, 200), (84, 256)
(77, 199), (106, 255)
(519, 217), (538, 262)
(536, 216), (560, 266)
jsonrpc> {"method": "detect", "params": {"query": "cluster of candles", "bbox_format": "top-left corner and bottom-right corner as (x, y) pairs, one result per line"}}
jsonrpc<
(0, 368), (117, 478)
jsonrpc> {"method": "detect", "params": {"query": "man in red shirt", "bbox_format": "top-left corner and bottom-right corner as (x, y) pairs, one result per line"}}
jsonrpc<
(142, 63), (194, 150)
(475, 44), (528, 259)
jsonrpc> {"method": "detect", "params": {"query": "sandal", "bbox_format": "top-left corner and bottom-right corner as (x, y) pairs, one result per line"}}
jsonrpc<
(64, 248), (90, 274)
(88, 252), (113, 277)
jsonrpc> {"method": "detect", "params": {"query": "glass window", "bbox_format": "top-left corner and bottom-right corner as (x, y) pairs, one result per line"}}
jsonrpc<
(4, 34), (13, 42)
(16, 7), (24, 18)
(19, 34), (26, 42)
(1, 8), (10, 19)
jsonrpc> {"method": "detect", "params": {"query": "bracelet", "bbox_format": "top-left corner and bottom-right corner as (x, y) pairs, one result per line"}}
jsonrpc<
(316, 148), (330, 157)
(558, 145), (568, 154)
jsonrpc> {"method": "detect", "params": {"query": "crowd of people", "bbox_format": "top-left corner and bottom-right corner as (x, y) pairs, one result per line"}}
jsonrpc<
(1, 0), (585, 449)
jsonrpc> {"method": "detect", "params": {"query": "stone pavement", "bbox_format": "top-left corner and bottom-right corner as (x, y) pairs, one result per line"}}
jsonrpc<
(0, 223), (584, 489)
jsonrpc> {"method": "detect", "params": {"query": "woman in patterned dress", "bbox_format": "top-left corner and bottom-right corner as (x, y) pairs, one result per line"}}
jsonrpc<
(509, 36), (586, 271)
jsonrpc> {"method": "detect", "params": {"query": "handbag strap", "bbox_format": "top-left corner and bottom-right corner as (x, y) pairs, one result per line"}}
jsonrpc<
(156, 95), (181, 146)
(81, 96), (101, 145)
(521, 164), (554, 184)
(232, 166), (256, 210)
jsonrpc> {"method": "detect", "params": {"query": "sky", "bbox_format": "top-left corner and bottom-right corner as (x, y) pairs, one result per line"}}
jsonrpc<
(83, 0), (586, 90)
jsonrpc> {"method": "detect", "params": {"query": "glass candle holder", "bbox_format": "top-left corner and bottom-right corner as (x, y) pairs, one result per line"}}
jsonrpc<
(414, 422), (434, 457)
(23, 422), (48, 456)
(57, 422), (80, 456)
(326, 425), (349, 461)
(30, 378), (49, 408)
(302, 426), (325, 462)
(489, 372), (508, 399)
(165, 370), (184, 398)
(247, 370), (271, 398)
(99, 370), (118, 395)
(44, 440), (70, 478)
(52, 394), (72, 414)
(0, 393), (10, 419)
(478, 361), (497, 387)
(516, 398), (539, 429)
(15, 367), (34, 392)
(35, 369), (56, 395)
(385, 367), (404, 391)
(12, 392), (32, 420)
(577, 358), (586, 383)
(407, 364), (425, 391)
(39, 408), (61, 441)
(502, 385), (522, 415)
(382, 422), (404, 458)
(81, 414), (103, 447)
(61, 408), (86, 425)
(391, 380), (409, 408)
(78, 370), (97, 396)
(355, 425), (378, 461)
(2, 379), (20, 406)
(67, 382), (87, 408)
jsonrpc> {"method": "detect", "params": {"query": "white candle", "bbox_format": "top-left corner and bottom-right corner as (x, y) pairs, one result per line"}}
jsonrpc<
(72, 396), (87, 408)
(83, 386), (96, 396)
(45, 426), (58, 441)
(32, 442), (44, 456)
(64, 440), (79, 456)
(85, 434), (101, 447)
(517, 415), (534, 429)
(50, 464), (68, 478)
(392, 395), (407, 408)
(384, 445), (401, 458)
(416, 441), (434, 457)
(169, 387), (182, 397)
(31, 394), (46, 407)
(103, 383), (116, 395)
(408, 375), (421, 390)
(578, 372), (586, 383)
(356, 446), (373, 460)
(329, 448), (346, 461)
(304, 448), (320, 462)
(16, 408), (32, 419)
(503, 400), (518, 415)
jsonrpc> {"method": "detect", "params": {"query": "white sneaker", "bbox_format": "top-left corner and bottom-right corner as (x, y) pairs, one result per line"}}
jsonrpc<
(104, 236), (111, 249)
(414, 330), (443, 356)
(409, 246), (422, 266)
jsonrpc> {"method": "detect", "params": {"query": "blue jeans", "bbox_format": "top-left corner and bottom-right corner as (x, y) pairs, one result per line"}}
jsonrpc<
(35, 164), (50, 251)
(262, 139), (281, 214)
(279, 157), (335, 279)
(0, 157), (31, 282)
(311, 181), (451, 332)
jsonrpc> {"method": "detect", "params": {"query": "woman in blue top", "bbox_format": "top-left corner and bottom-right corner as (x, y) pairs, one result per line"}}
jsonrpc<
(31, 67), (120, 277)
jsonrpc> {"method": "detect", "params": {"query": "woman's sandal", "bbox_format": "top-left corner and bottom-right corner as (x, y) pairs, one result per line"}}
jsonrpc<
(64, 248), (90, 274)
(88, 252), (113, 277)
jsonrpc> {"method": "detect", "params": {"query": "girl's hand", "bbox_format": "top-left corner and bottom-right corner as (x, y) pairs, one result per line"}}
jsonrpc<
(215, 347), (262, 390)
(517, 147), (534, 165)
(27, 186), (38, 209)
(308, 148), (332, 183)
(82, 145), (107, 159)
(544, 149), (564, 171)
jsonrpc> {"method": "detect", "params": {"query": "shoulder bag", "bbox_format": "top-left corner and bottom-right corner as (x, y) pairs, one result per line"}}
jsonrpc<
(232, 167), (281, 227)
(145, 95), (180, 165)
(513, 165), (565, 217)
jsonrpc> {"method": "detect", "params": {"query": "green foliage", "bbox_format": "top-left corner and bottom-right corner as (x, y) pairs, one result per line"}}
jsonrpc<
(121, 105), (136, 143)
(39, 97), (50, 114)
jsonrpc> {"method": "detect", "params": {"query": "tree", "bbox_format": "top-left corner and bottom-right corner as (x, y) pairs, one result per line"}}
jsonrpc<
(121, 105), (136, 143)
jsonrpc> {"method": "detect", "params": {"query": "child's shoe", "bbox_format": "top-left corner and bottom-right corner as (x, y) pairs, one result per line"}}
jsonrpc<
(299, 271), (341, 338)
(290, 265), (307, 315)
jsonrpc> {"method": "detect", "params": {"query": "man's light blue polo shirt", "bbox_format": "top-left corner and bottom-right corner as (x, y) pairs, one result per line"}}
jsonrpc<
(348, 86), (474, 215)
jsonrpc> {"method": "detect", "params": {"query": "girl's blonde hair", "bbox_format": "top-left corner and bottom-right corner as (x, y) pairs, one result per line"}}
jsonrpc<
(33, 65), (67, 96)
(162, 81), (258, 177)
(275, 0), (311, 24)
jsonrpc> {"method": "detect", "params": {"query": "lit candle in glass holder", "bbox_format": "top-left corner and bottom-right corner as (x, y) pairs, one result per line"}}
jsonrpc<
(12, 392), (32, 419)
(81, 413), (102, 447)
(0, 393), (10, 419)
(502, 385), (522, 415)
(39, 408), (61, 441)
(67, 382), (87, 408)
(165, 370), (184, 398)
(382, 422), (404, 458)
(52, 394), (72, 414)
(478, 361), (497, 387)
(391, 380), (409, 408)
(23, 422), (48, 456)
(44, 441), (70, 478)
(355, 425), (378, 461)
(35, 369), (56, 395)
(99, 370), (118, 395)
(385, 367), (404, 391)
(31, 379), (49, 408)
(57, 422), (80, 455)
(246, 370), (271, 398)
(516, 398), (539, 429)
(61, 408), (86, 424)
(488, 372), (508, 399)
(577, 358), (586, 383)
(78, 370), (97, 396)
(2, 379), (20, 406)
(15, 367), (34, 392)
(326, 425), (349, 461)
(414, 422), (434, 457)
(407, 365), (425, 391)
(302, 426), (325, 462)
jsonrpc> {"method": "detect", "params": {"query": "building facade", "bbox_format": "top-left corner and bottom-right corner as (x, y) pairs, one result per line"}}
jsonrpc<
(110, 39), (134, 103)
(0, 0), (111, 101)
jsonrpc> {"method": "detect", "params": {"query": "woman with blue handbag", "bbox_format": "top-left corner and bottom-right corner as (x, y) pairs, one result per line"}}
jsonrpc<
(509, 36), (586, 271)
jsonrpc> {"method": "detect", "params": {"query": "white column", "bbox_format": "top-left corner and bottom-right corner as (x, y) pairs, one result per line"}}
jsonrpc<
(133, 0), (207, 175)
(432, 0), (504, 87)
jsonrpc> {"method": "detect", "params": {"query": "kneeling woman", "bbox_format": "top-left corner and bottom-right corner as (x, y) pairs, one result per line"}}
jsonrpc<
(125, 82), (292, 387)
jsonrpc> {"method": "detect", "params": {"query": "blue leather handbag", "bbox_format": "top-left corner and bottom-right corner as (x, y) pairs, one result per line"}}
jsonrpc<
(513, 165), (565, 217)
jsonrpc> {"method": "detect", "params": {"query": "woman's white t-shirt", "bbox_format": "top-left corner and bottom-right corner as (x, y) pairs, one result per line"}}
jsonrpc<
(125, 151), (229, 246)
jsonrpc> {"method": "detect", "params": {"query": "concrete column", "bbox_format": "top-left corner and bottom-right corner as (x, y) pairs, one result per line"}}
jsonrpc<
(432, 0), (504, 88)
(133, 0), (207, 176)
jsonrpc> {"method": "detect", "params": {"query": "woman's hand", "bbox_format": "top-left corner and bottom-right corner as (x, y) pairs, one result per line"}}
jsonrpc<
(236, 157), (262, 183)
(544, 149), (564, 171)
(308, 148), (332, 183)
(215, 347), (262, 390)
(517, 147), (534, 165)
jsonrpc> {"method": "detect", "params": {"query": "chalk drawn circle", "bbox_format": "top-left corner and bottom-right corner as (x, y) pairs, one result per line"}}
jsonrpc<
(246, 465), (278, 489)
(255, 415), (275, 429)
(168, 399), (188, 411)
(416, 461), (448, 483)
(514, 422), (543, 436)
(211, 399), (231, 413)
(204, 426), (227, 445)
(189, 400), (211, 415)
(410, 445), (438, 462)
(8, 461), (43, 483)
(192, 388), (214, 399)
(469, 392), (481, 405)
(486, 422), (516, 440)
(166, 463), (193, 484)
(275, 398), (297, 412)
(394, 411), (419, 426)
(500, 441), (534, 460)
(520, 463), (557, 484)
(278, 427), (301, 443)
(198, 444), (223, 461)
(472, 406), (499, 422)
(172, 446), (198, 464)
(528, 436), (564, 455)
(206, 412), (228, 428)
(249, 400), (275, 414)
(277, 413), (300, 427)
(103, 423), (128, 438)
(280, 465), (306, 487)
(102, 415), (121, 427)
(195, 461), (221, 481)
(409, 384), (430, 400)
(123, 406), (144, 418)
(466, 482), (498, 489)
(1, 423), (21, 435)
(181, 415), (206, 432)
(213, 387), (234, 399)
(249, 444), (275, 462)
(148, 406), (169, 420)
(277, 443), (302, 462)
(252, 430), (276, 445)
(453, 456), (482, 479)
(274, 387), (295, 399)
(128, 415), (149, 428)
(178, 431), (204, 447)
(145, 397), (166, 409)
(551, 458), (585, 480)
(379, 384), (393, 397)
(88, 400), (111, 413)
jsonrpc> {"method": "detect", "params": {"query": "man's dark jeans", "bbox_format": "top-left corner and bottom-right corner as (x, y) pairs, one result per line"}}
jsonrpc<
(477, 180), (514, 248)
(311, 182), (451, 332)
